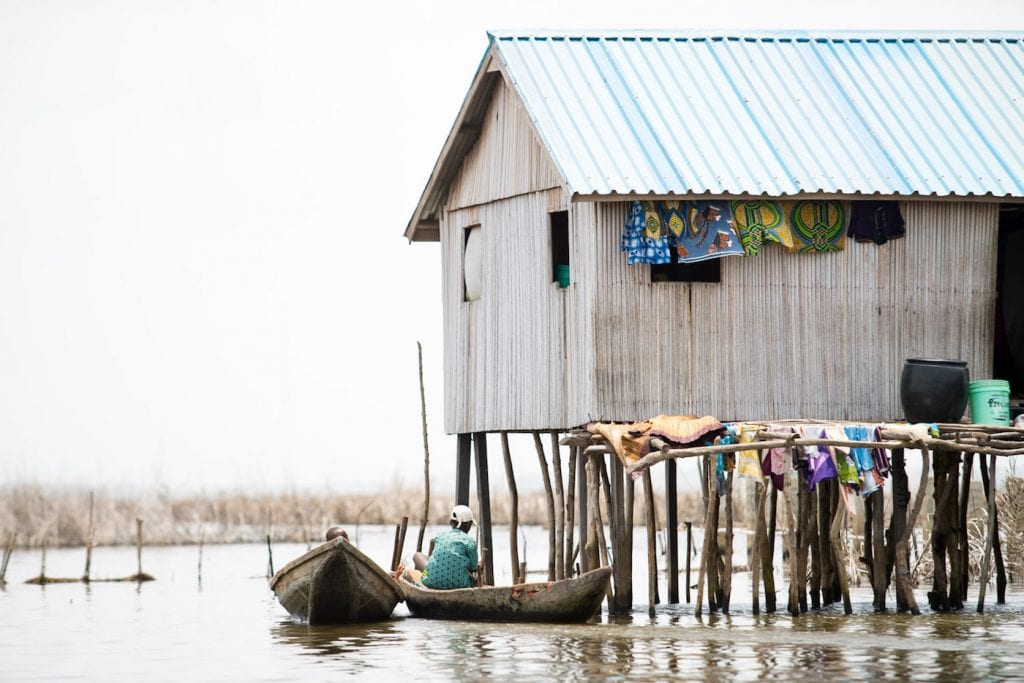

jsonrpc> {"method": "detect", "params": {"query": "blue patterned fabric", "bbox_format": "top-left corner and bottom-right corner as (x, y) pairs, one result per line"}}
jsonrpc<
(422, 528), (478, 590)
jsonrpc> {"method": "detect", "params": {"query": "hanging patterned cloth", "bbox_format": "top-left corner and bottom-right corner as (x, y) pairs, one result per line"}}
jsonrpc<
(731, 200), (795, 255)
(786, 200), (849, 253)
(620, 201), (672, 264)
(675, 200), (746, 262)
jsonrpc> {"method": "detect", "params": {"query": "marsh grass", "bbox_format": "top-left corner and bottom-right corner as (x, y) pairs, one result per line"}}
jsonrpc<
(0, 483), (712, 548)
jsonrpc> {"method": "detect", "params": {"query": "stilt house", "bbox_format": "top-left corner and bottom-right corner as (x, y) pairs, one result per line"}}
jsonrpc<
(405, 31), (1024, 436)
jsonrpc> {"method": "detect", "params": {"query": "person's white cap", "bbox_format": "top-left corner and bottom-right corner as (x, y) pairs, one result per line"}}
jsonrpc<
(450, 505), (475, 525)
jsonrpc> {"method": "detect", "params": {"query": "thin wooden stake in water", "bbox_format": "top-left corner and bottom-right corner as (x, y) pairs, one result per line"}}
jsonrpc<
(533, 432), (557, 582)
(643, 470), (658, 617)
(198, 528), (205, 584)
(83, 491), (95, 583)
(136, 518), (144, 577)
(685, 521), (692, 604)
(0, 532), (15, 586)
(266, 534), (274, 578)
(416, 341), (430, 554)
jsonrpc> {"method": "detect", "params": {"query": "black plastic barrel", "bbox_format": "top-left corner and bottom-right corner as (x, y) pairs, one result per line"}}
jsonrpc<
(899, 358), (969, 423)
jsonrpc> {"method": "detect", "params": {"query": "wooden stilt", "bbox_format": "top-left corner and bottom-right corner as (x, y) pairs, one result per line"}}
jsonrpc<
(979, 454), (1008, 604)
(795, 470), (808, 614)
(978, 453), (997, 613)
(782, 460), (800, 616)
(666, 459), (679, 604)
(474, 433), (494, 585)
(807, 480), (821, 610)
(643, 470), (658, 616)
(895, 446), (928, 615)
(624, 474), (635, 608)
(708, 458), (721, 611)
(818, 482), (835, 605)
(750, 481), (765, 615)
(829, 489), (852, 615)
(1, 532), (16, 586)
(722, 468), (734, 614)
(871, 489), (886, 611)
(947, 453), (964, 610)
(578, 450), (590, 574)
(549, 432), (566, 581)
(533, 432), (557, 582)
(695, 455), (719, 618)
(585, 453), (601, 573)
(929, 452), (956, 611)
(456, 434), (472, 506)
(500, 433), (521, 584)
(565, 445), (578, 579)
(958, 451), (974, 600)
(886, 449), (909, 610)
(685, 521), (693, 605)
(610, 456), (630, 613)
(763, 484), (778, 613)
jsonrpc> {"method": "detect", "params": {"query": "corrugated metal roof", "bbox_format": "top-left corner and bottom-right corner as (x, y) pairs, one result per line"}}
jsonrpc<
(490, 30), (1024, 199)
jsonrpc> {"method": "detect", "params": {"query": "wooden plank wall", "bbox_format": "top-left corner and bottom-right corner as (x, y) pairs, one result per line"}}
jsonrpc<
(588, 201), (998, 422)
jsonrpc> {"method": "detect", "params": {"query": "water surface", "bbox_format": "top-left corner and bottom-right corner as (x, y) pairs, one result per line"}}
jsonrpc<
(2, 526), (1022, 681)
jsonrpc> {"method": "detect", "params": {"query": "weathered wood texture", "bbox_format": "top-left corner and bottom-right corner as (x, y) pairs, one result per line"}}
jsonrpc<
(442, 192), (996, 432)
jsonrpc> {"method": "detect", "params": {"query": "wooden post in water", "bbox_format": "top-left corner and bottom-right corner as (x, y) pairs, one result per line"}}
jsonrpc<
(665, 459), (679, 604)
(750, 481), (764, 615)
(578, 450), (590, 575)
(886, 449), (909, 611)
(390, 523), (402, 572)
(565, 445), (577, 578)
(473, 433), (494, 586)
(197, 528), (205, 584)
(894, 446), (929, 615)
(795, 469), (809, 614)
(397, 516), (410, 573)
(782, 459), (800, 616)
(958, 451), (974, 600)
(501, 433), (521, 584)
(979, 452), (1008, 604)
(549, 432), (566, 581)
(977, 452), (998, 613)
(533, 432), (557, 582)
(829, 487), (852, 615)
(40, 539), (48, 585)
(416, 342), (431, 554)
(929, 452), (956, 611)
(722, 468), (734, 613)
(685, 521), (692, 604)
(761, 483), (778, 614)
(266, 533), (274, 578)
(871, 489), (886, 611)
(610, 455), (630, 613)
(585, 453), (601, 575)
(643, 470), (658, 616)
(1, 532), (16, 586)
(136, 518), (144, 578)
(695, 455), (719, 618)
(83, 491), (95, 583)
(806, 479), (821, 610)
(817, 482), (835, 605)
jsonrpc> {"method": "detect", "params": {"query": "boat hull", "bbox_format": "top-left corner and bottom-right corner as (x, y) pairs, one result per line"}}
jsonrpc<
(270, 539), (401, 625)
(401, 567), (610, 623)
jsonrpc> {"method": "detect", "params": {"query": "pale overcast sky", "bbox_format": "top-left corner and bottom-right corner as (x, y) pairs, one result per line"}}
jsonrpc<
(2, 0), (1022, 495)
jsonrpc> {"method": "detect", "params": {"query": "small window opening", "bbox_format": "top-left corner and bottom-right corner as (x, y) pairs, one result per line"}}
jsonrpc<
(550, 211), (570, 288)
(650, 252), (721, 283)
(464, 225), (483, 301)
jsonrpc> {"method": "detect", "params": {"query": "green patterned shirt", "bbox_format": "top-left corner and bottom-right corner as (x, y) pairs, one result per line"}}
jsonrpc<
(423, 528), (478, 589)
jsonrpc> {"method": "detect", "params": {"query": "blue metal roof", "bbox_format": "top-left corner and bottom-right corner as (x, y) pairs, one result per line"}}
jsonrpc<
(490, 30), (1024, 199)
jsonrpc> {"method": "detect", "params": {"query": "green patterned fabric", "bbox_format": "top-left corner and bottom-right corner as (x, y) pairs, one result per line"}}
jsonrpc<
(788, 200), (848, 253)
(422, 528), (478, 590)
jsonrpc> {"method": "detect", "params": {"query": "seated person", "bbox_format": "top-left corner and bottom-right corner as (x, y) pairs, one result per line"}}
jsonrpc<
(325, 526), (349, 542)
(411, 505), (478, 589)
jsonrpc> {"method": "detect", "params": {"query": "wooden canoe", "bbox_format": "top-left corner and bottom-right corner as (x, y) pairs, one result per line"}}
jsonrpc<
(269, 538), (402, 624)
(400, 567), (611, 623)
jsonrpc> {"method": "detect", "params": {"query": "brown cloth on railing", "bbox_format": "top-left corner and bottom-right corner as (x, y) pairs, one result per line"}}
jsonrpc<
(589, 415), (723, 468)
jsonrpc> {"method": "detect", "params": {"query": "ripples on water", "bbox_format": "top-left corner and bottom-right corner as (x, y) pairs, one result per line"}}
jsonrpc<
(2, 529), (1023, 681)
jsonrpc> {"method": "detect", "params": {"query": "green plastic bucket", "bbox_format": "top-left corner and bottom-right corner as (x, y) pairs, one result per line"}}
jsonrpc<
(555, 264), (570, 288)
(968, 379), (1011, 426)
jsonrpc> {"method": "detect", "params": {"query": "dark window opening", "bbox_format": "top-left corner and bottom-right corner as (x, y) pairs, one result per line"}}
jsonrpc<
(994, 204), (1024, 405)
(650, 251), (721, 283)
(550, 210), (570, 287)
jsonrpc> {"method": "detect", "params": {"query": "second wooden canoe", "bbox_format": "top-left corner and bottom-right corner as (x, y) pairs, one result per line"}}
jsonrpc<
(400, 567), (610, 623)
(270, 538), (402, 625)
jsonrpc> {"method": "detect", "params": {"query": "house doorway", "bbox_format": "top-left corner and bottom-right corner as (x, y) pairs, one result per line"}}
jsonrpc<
(994, 204), (1024, 415)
